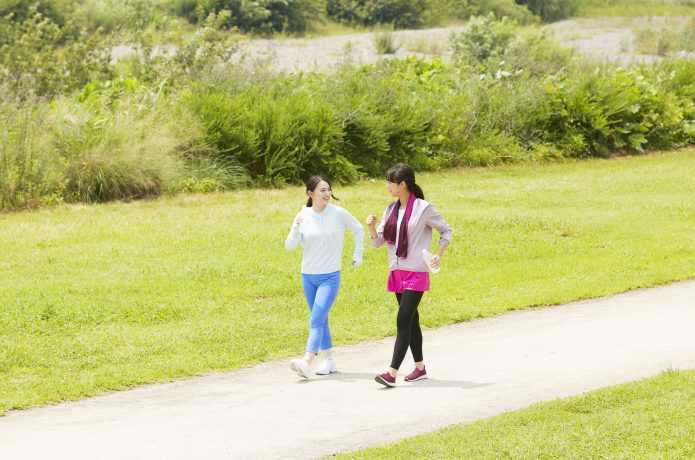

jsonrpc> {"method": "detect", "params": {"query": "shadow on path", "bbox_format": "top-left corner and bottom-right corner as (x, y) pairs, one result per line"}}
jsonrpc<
(320, 372), (492, 390)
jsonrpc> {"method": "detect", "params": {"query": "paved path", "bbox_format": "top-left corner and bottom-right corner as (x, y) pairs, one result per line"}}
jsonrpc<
(1, 280), (694, 459)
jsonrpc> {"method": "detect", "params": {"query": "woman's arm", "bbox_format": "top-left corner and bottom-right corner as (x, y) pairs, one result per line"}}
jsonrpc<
(425, 205), (452, 268)
(367, 206), (391, 248)
(341, 208), (364, 266)
(284, 213), (303, 251)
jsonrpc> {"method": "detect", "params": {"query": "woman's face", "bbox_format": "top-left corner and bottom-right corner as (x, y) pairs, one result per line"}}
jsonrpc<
(308, 180), (332, 205)
(386, 180), (403, 197)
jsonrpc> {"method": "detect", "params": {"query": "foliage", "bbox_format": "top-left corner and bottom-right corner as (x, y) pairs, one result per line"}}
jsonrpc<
(0, 0), (75, 25)
(0, 96), (61, 210)
(326, 0), (428, 28)
(541, 63), (694, 156)
(515, 0), (577, 22)
(183, 75), (356, 186)
(451, 14), (516, 63)
(193, 0), (322, 34)
(0, 9), (113, 98)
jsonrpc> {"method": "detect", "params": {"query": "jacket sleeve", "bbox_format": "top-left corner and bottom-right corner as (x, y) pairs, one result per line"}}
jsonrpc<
(284, 213), (302, 251)
(370, 204), (391, 248)
(340, 208), (364, 265)
(425, 204), (453, 246)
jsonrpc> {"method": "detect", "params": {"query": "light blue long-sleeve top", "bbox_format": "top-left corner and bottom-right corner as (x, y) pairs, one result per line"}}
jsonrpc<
(285, 204), (364, 275)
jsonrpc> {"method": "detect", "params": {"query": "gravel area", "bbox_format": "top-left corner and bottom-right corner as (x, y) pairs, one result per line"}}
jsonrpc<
(229, 16), (694, 73)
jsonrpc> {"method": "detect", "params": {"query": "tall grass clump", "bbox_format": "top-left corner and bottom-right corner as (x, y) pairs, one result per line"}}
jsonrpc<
(321, 58), (445, 175)
(373, 29), (399, 54)
(50, 82), (209, 202)
(0, 98), (62, 210)
(183, 74), (356, 186)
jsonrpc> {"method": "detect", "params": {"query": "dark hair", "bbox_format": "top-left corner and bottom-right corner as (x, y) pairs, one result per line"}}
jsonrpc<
(384, 163), (424, 199)
(305, 175), (339, 207)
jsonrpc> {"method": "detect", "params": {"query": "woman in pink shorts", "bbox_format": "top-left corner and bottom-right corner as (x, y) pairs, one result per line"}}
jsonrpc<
(366, 163), (453, 387)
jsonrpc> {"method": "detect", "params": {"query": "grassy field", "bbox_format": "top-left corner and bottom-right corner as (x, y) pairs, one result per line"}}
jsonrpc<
(574, 0), (695, 17)
(1, 149), (694, 415)
(337, 369), (695, 459)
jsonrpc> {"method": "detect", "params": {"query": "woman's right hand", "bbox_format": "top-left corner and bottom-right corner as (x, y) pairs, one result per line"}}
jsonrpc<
(365, 215), (377, 229)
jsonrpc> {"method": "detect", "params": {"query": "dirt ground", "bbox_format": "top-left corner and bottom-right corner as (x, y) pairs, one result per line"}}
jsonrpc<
(230, 16), (693, 73)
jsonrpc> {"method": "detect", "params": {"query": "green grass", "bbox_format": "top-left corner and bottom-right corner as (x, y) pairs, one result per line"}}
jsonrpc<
(337, 369), (695, 459)
(1, 150), (695, 415)
(574, 0), (695, 17)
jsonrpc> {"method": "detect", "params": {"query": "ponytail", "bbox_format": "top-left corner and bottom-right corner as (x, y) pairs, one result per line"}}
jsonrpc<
(409, 180), (424, 200)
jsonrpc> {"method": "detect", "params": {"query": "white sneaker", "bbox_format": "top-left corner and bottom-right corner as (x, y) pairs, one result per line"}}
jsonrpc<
(315, 358), (337, 375)
(290, 358), (310, 379)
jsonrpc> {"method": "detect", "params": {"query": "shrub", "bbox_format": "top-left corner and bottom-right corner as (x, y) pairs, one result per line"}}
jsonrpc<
(0, 0), (74, 25)
(321, 58), (444, 175)
(451, 14), (516, 63)
(196, 0), (322, 34)
(515, 0), (576, 23)
(183, 76), (357, 186)
(326, 0), (428, 28)
(0, 11), (113, 98)
(541, 63), (695, 157)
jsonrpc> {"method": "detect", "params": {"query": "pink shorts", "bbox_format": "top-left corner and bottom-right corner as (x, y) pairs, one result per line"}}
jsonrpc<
(387, 270), (430, 293)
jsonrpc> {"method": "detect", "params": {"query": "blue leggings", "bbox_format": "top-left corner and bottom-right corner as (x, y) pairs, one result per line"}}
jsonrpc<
(301, 271), (341, 354)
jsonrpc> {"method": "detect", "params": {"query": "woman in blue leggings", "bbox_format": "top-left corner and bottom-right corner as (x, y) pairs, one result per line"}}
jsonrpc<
(285, 175), (364, 379)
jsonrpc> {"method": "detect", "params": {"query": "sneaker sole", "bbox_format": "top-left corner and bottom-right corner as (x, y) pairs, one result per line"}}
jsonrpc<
(290, 361), (309, 379)
(315, 369), (338, 375)
(375, 375), (396, 388)
(404, 374), (428, 382)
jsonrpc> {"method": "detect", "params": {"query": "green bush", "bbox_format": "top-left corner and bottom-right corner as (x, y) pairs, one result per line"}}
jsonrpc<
(541, 62), (695, 156)
(451, 14), (516, 63)
(322, 58), (446, 175)
(469, 0), (536, 23)
(0, 0), (75, 25)
(326, 0), (428, 28)
(195, 0), (321, 34)
(515, 0), (576, 23)
(0, 11), (113, 98)
(183, 76), (357, 186)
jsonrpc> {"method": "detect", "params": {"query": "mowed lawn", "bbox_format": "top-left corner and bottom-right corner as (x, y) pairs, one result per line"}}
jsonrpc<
(1, 149), (694, 414)
(338, 369), (695, 459)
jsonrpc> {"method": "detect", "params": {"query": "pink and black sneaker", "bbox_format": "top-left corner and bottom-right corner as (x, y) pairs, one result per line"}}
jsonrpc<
(375, 371), (396, 387)
(404, 366), (427, 382)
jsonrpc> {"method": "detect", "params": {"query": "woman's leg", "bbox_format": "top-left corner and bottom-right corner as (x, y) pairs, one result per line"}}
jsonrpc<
(306, 272), (340, 356)
(410, 308), (424, 366)
(300, 274), (319, 363)
(389, 290), (424, 372)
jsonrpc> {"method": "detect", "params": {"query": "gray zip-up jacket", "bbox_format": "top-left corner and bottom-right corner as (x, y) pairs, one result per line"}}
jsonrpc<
(371, 199), (453, 272)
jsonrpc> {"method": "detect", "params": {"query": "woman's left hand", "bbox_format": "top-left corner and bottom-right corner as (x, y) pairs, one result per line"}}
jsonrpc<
(429, 254), (441, 269)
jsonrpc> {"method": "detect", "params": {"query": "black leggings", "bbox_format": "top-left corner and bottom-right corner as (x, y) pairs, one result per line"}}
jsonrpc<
(390, 290), (424, 370)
